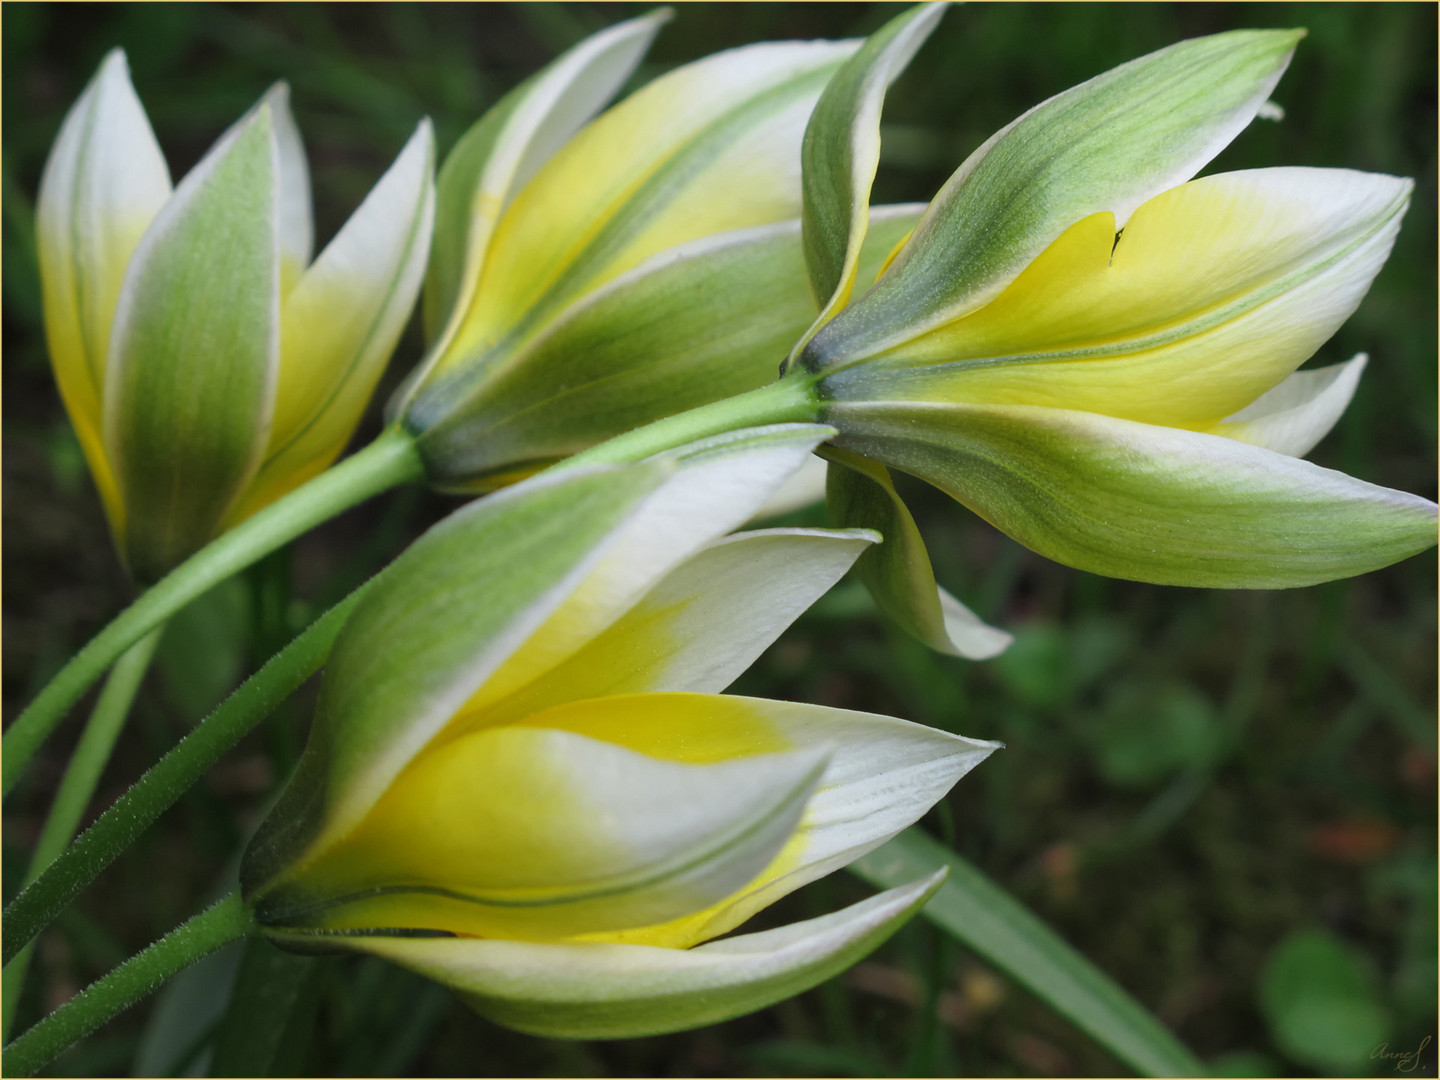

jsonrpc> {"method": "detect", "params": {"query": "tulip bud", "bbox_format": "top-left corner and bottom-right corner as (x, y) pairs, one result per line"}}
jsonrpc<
(240, 425), (998, 1037)
(773, 6), (1437, 653)
(37, 51), (435, 580)
(388, 15), (916, 494)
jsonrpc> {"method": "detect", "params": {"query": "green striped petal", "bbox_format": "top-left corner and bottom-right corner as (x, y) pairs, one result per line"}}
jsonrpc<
(793, 3), (945, 353)
(266, 82), (313, 294)
(516, 692), (997, 948)
(103, 101), (279, 581)
(403, 37), (857, 439)
(1208, 354), (1367, 457)
(825, 448), (1011, 659)
(36, 48), (172, 531)
(241, 426), (830, 903)
(251, 725), (827, 941)
(325, 870), (945, 1039)
(239, 463), (670, 904)
(829, 400), (1439, 587)
(412, 205), (920, 488)
(802, 28), (1302, 371)
(229, 120), (436, 522)
(476, 528), (879, 726)
(417, 10), (668, 353)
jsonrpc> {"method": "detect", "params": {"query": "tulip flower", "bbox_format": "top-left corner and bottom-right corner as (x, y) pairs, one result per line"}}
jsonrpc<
(750, 6), (1437, 654)
(389, 12), (918, 493)
(240, 425), (997, 1038)
(37, 50), (435, 581)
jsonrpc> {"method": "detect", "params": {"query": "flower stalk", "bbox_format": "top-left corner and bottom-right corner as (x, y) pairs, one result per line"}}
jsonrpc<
(1, 427), (419, 797)
(3, 587), (369, 966)
(2, 893), (255, 1078)
(1, 626), (162, 1040)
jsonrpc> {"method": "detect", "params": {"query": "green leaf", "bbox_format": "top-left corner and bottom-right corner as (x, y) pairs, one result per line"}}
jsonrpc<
(210, 937), (324, 1076)
(804, 29), (1303, 368)
(1259, 928), (1390, 1073)
(823, 447), (1010, 659)
(106, 100), (279, 581)
(155, 577), (248, 719)
(850, 828), (1204, 1078)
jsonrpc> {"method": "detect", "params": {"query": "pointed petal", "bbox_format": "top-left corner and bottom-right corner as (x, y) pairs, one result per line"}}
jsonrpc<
(1209, 354), (1367, 457)
(264, 83), (314, 293)
(409, 206), (920, 488)
(242, 428), (829, 896)
(419, 10), (669, 351)
(475, 528), (876, 727)
(506, 692), (997, 948)
(825, 449), (1011, 658)
(796, 4), (946, 330)
(833, 168), (1410, 428)
(466, 426), (833, 713)
(830, 401), (1439, 587)
(804, 29), (1302, 367)
(230, 120), (436, 522)
(103, 102), (279, 580)
(438, 39), (858, 381)
(333, 871), (946, 1039)
(754, 453), (831, 519)
(239, 462), (672, 898)
(256, 725), (826, 941)
(36, 48), (172, 527)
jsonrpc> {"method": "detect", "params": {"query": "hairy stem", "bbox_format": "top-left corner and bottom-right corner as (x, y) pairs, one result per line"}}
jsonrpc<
(3, 893), (256, 1077)
(2, 627), (163, 1040)
(4, 426), (423, 796)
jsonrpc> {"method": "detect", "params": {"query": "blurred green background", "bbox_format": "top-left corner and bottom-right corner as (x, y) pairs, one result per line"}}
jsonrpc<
(3, 3), (1435, 1076)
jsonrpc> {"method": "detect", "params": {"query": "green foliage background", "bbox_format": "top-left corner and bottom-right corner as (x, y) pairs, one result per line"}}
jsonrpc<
(3, 3), (1435, 1076)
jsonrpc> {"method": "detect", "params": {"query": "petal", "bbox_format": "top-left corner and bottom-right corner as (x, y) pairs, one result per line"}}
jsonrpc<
(103, 100), (279, 580)
(242, 427), (830, 896)
(505, 692), (997, 948)
(754, 453), (830, 519)
(466, 426), (833, 712)
(436, 39), (857, 383)
(418, 10), (669, 351)
(825, 448), (1012, 658)
(329, 870), (946, 1039)
(803, 29), (1302, 368)
(794, 3), (946, 337)
(255, 725), (827, 942)
(264, 83), (313, 294)
(228, 120), (436, 523)
(408, 206), (921, 488)
(830, 401), (1439, 587)
(239, 462), (673, 898)
(1208, 354), (1366, 457)
(830, 168), (1410, 428)
(36, 48), (172, 529)
(471, 527), (877, 727)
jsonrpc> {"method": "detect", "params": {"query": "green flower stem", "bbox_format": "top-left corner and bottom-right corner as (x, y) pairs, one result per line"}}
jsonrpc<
(3, 426), (423, 797)
(851, 828), (1204, 1078)
(2, 627), (163, 1041)
(3, 589), (367, 967)
(556, 372), (823, 471)
(2, 892), (255, 1078)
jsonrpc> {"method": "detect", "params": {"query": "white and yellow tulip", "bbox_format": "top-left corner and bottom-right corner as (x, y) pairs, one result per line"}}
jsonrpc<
(37, 51), (435, 580)
(390, 13), (915, 494)
(777, 6), (1437, 655)
(240, 425), (997, 1037)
